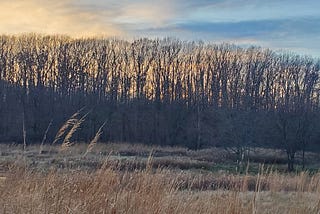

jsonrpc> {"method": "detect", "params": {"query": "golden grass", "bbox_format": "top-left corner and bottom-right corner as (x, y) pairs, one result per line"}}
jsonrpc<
(1, 143), (320, 213)
(0, 160), (320, 214)
(60, 111), (90, 152)
(52, 110), (81, 145)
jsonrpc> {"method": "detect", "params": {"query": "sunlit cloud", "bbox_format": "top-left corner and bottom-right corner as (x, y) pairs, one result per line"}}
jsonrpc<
(115, 1), (175, 27)
(0, 0), (319, 57)
(0, 0), (123, 37)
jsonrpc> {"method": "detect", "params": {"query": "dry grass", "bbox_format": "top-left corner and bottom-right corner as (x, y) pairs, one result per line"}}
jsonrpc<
(60, 110), (90, 152)
(1, 143), (320, 213)
(52, 110), (81, 145)
(0, 161), (320, 214)
(84, 119), (107, 157)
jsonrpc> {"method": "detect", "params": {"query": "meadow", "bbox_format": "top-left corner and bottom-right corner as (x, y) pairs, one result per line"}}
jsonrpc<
(1, 143), (320, 214)
(0, 11), (319, 214)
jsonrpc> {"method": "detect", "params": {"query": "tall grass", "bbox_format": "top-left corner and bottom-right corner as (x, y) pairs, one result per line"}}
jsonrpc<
(1, 160), (320, 214)
(60, 111), (90, 152)
(39, 119), (53, 154)
(52, 110), (81, 146)
(49, 107), (90, 153)
(2, 140), (320, 213)
(84, 119), (107, 156)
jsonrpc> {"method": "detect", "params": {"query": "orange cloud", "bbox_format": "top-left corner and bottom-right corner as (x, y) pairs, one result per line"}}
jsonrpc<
(0, 0), (123, 37)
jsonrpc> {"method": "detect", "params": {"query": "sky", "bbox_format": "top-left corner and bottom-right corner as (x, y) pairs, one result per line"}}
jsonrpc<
(1, 0), (320, 57)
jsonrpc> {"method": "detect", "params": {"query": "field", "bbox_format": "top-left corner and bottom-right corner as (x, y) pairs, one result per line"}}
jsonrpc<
(1, 143), (320, 213)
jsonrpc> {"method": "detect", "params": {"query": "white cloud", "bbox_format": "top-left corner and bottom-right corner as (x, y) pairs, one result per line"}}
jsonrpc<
(0, 0), (123, 37)
(0, 0), (319, 57)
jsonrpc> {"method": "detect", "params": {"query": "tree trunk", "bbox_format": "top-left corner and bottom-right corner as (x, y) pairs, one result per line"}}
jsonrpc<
(287, 151), (295, 172)
(302, 147), (305, 170)
(196, 104), (201, 150)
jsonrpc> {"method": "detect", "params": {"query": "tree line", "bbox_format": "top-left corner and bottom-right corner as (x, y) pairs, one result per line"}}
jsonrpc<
(0, 34), (319, 171)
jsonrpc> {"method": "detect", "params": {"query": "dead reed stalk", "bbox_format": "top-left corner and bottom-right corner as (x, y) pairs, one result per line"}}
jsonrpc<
(84, 119), (108, 156)
(52, 108), (84, 145)
(60, 110), (91, 152)
(39, 119), (53, 154)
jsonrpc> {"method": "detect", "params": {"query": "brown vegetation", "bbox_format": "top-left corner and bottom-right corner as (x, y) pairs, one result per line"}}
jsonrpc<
(1, 144), (320, 213)
(1, 159), (320, 213)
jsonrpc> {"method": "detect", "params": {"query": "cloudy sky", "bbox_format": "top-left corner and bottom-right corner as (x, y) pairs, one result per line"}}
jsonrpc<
(1, 0), (320, 57)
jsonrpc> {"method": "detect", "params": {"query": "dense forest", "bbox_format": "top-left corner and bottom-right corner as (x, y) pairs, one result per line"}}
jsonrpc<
(0, 34), (320, 171)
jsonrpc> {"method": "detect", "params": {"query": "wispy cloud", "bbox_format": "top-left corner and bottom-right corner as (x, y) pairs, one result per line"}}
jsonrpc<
(0, 0), (319, 57)
(114, 1), (175, 26)
(0, 0), (122, 37)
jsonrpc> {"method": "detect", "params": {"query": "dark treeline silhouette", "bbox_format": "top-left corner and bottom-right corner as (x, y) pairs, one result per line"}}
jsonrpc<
(0, 34), (320, 171)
